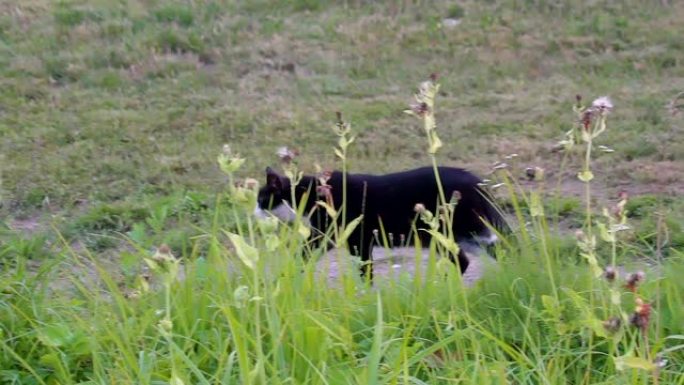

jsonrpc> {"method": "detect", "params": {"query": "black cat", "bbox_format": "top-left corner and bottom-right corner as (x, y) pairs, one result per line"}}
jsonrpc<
(255, 166), (506, 278)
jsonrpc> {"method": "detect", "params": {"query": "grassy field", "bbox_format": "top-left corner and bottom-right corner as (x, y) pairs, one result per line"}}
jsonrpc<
(1, 0), (684, 384)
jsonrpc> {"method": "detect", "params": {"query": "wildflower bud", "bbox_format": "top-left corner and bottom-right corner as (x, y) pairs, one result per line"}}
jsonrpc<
(388, 233), (394, 246)
(575, 229), (586, 242)
(604, 266), (617, 282)
(153, 244), (174, 263)
(400, 234), (405, 244)
(244, 178), (259, 189)
(372, 229), (379, 237)
(613, 205), (626, 220)
(629, 298), (651, 331)
(409, 102), (429, 117)
(451, 190), (462, 203)
(429, 73), (438, 82)
(581, 110), (593, 131)
(159, 318), (173, 333)
(603, 316), (621, 333)
(414, 203), (426, 214)
(635, 297), (650, 315)
(317, 170), (332, 185)
(158, 244), (171, 255)
(316, 184), (332, 199)
(575, 94), (582, 104)
(618, 191), (628, 201)
(625, 271), (645, 292)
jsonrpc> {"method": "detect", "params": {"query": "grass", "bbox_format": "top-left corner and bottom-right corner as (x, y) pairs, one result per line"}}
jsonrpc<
(1, 147), (683, 382)
(1, 1), (684, 384)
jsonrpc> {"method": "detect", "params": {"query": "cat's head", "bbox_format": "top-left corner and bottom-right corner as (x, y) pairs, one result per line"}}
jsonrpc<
(254, 167), (297, 222)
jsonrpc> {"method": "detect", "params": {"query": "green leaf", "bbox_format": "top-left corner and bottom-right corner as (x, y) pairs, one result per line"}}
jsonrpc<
(615, 355), (656, 372)
(297, 223), (311, 239)
(265, 234), (280, 251)
(39, 353), (63, 370)
(530, 192), (544, 217)
(338, 215), (363, 246)
(581, 129), (592, 143)
(233, 285), (250, 307)
(428, 131), (442, 154)
(610, 288), (621, 306)
(564, 289), (607, 338)
(367, 293), (383, 384)
(541, 295), (560, 317)
(580, 252), (603, 277)
(128, 222), (148, 244)
(597, 222), (615, 243)
(338, 136), (347, 149)
(428, 231), (460, 255)
(316, 201), (338, 219)
(38, 324), (73, 347)
(225, 232), (259, 270)
(577, 170), (594, 182)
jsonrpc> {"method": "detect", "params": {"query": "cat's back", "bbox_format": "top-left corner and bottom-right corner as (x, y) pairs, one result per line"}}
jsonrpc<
(330, 166), (483, 201)
(342, 166), (481, 187)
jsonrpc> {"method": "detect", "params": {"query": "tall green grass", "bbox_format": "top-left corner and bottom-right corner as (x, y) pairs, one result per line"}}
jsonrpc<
(1, 79), (683, 385)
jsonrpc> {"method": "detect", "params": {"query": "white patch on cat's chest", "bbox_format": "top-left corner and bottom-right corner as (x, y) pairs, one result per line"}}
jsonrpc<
(269, 202), (298, 222)
(254, 202), (310, 227)
(475, 232), (498, 245)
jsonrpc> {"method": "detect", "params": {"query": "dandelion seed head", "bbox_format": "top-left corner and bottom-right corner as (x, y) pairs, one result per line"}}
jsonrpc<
(276, 146), (297, 163)
(592, 96), (613, 113)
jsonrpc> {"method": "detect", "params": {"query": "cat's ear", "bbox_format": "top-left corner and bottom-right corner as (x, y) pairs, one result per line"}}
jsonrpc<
(265, 167), (283, 190)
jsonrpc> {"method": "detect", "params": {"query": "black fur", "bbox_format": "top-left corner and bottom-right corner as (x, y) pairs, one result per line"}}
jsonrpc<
(257, 166), (506, 278)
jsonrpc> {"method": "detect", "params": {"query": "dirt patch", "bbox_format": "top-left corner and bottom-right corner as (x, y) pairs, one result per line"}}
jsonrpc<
(9, 215), (44, 235)
(317, 245), (496, 287)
